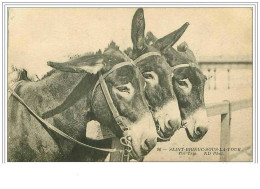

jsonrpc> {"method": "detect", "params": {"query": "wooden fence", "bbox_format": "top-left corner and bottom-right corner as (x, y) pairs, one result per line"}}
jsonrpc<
(206, 98), (252, 161)
(109, 98), (253, 162)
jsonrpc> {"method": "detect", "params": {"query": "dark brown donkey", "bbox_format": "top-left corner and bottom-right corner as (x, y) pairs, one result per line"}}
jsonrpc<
(127, 8), (208, 142)
(8, 44), (157, 162)
(129, 8), (182, 140)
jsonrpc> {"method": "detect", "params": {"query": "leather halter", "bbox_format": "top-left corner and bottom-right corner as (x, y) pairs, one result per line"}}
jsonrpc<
(171, 62), (197, 72)
(91, 62), (136, 133)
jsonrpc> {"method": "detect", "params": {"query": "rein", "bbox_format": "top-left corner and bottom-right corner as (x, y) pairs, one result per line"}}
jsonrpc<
(8, 87), (118, 153)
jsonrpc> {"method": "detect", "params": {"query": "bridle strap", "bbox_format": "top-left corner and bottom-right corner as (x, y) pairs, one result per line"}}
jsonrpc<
(99, 73), (127, 131)
(8, 87), (118, 153)
(91, 61), (135, 101)
(171, 62), (197, 72)
(134, 52), (161, 65)
(171, 64), (190, 72)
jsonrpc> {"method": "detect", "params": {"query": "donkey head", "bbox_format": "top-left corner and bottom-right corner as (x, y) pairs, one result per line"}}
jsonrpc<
(48, 44), (157, 160)
(130, 8), (181, 140)
(172, 60), (208, 142)
(145, 26), (209, 142)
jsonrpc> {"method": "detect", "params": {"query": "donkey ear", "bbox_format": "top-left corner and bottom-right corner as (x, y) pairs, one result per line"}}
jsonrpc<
(146, 31), (158, 45)
(177, 41), (197, 63)
(47, 55), (104, 74)
(177, 41), (189, 52)
(131, 8), (146, 51)
(154, 22), (189, 51)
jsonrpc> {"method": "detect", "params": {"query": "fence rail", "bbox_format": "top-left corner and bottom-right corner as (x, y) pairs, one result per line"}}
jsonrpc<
(199, 62), (252, 90)
(109, 98), (253, 162)
(206, 98), (252, 161)
(206, 98), (252, 117)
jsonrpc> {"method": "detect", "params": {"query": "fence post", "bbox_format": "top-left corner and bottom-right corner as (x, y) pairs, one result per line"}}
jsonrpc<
(220, 100), (231, 161)
(207, 69), (211, 90)
(227, 68), (230, 89)
(109, 137), (124, 162)
(214, 68), (217, 90)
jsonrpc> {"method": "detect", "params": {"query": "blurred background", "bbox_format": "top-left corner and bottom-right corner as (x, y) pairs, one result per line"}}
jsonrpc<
(8, 8), (253, 161)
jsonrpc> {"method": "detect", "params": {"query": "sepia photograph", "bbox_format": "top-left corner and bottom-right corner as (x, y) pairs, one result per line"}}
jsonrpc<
(5, 6), (254, 162)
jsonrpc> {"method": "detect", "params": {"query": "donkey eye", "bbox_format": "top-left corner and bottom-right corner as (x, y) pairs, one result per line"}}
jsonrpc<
(116, 86), (130, 93)
(177, 78), (192, 94)
(142, 72), (154, 80)
(178, 79), (188, 88)
(142, 71), (158, 86)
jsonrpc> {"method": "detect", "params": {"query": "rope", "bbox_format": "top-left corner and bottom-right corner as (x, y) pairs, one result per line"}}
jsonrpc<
(8, 87), (119, 153)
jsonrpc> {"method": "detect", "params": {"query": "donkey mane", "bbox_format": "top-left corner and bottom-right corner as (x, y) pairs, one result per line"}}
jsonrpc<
(41, 41), (125, 80)
(41, 69), (58, 80)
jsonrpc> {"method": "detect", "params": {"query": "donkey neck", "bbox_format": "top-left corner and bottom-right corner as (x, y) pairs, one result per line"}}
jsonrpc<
(15, 71), (105, 161)
(37, 71), (98, 120)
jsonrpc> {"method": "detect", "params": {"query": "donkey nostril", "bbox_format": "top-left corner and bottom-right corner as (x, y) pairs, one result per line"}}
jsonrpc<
(140, 140), (149, 155)
(195, 127), (201, 135)
(144, 140), (149, 151)
(195, 127), (208, 136)
(165, 120), (173, 130)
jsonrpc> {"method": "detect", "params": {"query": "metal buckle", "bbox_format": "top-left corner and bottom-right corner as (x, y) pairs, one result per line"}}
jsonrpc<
(116, 118), (122, 125)
(115, 117), (127, 131)
(120, 136), (128, 145)
(120, 136), (133, 153)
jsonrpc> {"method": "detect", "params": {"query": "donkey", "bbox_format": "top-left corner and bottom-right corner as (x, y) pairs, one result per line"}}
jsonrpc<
(8, 43), (158, 162)
(128, 8), (208, 142)
(129, 8), (182, 140)
(157, 40), (208, 142)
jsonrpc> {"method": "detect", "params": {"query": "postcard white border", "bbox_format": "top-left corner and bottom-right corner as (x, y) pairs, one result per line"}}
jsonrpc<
(0, 1), (259, 189)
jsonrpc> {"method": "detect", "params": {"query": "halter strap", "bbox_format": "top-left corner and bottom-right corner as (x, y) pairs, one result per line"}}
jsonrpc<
(133, 52), (161, 65)
(91, 61), (135, 98)
(98, 72), (127, 131)
(171, 62), (197, 72)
